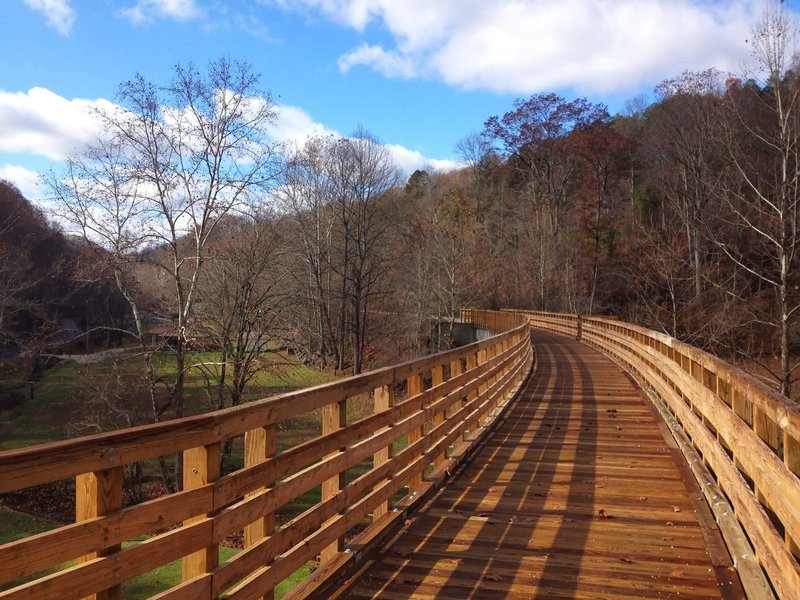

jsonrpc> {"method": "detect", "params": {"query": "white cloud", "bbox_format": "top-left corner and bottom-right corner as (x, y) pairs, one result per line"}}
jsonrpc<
(0, 88), (456, 202)
(274, 0), (768, 95)
(385, 144), (460, 177)
(338, 44), (417, 78)
(0, 87), (113, 161)
(120, 0), (202, 24)
(0, 164), (43, 200)
(23, 0), (75, 36)
(268, 103), (338, 144)
(267, 104), (459, 175)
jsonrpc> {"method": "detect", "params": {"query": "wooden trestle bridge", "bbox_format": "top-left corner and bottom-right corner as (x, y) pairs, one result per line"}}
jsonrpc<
(1, 310), (799, 599)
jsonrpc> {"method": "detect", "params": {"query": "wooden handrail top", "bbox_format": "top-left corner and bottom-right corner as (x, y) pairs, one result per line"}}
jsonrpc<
(584, 315), (800, 438)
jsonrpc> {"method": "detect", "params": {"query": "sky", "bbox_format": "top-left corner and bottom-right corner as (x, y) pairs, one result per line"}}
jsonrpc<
(1, 0), (797, 201)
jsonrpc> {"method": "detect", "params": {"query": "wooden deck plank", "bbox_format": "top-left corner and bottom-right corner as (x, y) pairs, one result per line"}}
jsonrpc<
(336, 330), (744, 599)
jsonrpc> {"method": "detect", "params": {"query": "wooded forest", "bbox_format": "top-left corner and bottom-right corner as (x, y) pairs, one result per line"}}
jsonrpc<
(1, 5), (798, 426)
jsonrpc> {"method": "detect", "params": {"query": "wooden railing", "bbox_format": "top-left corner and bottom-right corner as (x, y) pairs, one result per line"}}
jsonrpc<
(517, 310), (800, 600)
(0, 309), (531, 600)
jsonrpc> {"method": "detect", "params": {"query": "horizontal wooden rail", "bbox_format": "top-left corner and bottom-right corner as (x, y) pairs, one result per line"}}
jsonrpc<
(515, 309), (800, 600)
(0, 310), (531, 600)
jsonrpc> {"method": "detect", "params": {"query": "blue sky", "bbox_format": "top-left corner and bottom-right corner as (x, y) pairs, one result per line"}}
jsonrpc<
(1, 0), (796, 200)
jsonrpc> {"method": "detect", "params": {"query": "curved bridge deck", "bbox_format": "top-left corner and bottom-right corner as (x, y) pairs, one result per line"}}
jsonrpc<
(334, 330), (743, 599)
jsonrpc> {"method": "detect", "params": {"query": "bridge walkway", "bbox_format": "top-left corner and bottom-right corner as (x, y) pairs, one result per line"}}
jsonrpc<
(331, 329), (744, 599)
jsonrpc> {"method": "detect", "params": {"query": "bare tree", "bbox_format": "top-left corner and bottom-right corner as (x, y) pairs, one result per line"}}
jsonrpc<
(195, 214), (288, 471)
(650, 69), (725, 299)
(715, 1), (800, 397)
(279, 130), (400, 373)
(278, 136), (341, 368)
(47, 58), (280, 485)
(333, 127), (401, 373)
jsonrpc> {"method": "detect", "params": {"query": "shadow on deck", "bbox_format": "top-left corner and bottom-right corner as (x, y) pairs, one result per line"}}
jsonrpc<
(333, 330), (744, 599)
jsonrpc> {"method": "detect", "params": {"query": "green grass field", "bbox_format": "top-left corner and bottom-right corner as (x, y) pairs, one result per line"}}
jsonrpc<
(0, 348), (337, 597)
(0, 349), (333, 451)
(0, 507), (312, 598)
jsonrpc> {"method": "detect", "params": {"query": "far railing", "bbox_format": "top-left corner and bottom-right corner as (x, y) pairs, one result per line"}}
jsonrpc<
(0, 309), (531, 600)
(516, 310), (800, 600)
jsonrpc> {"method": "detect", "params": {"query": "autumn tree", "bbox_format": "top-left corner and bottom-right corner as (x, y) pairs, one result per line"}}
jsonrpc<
(483, 93), (608, 310)
(484, 93), (608, 232)
(430, 184), (480, 347)
(330, 128), (402, 373)
(568, 118), (632, 313)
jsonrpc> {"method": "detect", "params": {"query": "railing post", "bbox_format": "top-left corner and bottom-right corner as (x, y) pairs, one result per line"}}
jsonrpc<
(754, 406), (780, 452)
(449, 357), (464, 456)
(786, 431), (800, 558)
(406, 373), (424, 490)
(732, 388), (752, 425)
(465, 351), (478, 440)
(76, 466), (123, 600)
(373, 384), (395, 521)
(500, 336), (514, 400)
(321, 398), (347, 563)
(488, 341), (500, 413)
(244, 425), (276, 600)
(431, 364), (447, 468)
(576, 314), (582, 341)
(182, 442), (221, 581)
(477, 347), (489, 425)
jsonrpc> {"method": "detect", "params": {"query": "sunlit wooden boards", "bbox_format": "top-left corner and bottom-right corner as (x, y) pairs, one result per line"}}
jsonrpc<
(335, 330), (743, 599)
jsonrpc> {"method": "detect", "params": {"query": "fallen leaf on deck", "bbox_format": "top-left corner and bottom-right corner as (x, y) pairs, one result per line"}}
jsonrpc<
(671, 506), (682, 512)
(598, 509), (612, 519)
(484, 574), (503, 582)
(637, 496), (648, 501)
(620, 557), (635, 563)
(670, 569), (685, 578)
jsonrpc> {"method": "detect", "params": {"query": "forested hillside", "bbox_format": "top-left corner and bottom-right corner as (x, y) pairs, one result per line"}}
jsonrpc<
(2, 10), (797, 408)
(0, 180), (127, 352)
